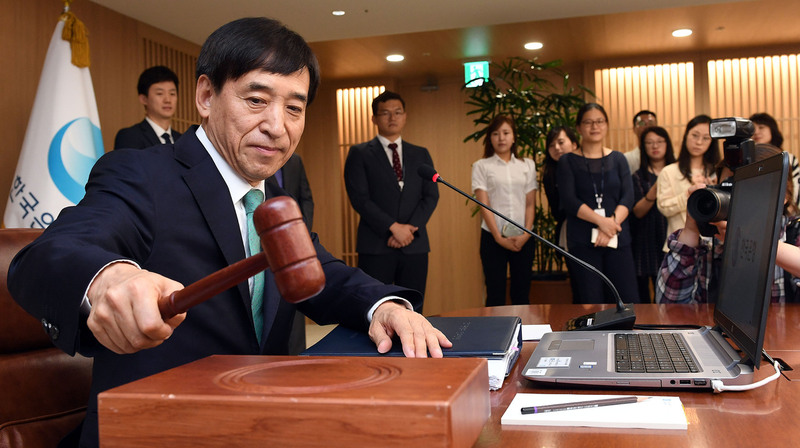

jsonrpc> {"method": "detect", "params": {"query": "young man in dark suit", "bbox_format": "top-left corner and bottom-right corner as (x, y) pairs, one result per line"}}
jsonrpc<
(344, 91), (439, 312)
(9, 18), (449, 447)
(113, 65), (182, 149)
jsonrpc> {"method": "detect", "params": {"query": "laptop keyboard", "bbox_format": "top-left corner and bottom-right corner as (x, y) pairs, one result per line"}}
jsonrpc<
(614, 333), (700, 373)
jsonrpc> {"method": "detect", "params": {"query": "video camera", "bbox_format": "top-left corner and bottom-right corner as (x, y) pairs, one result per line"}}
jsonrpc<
(686, 117), (756, 234)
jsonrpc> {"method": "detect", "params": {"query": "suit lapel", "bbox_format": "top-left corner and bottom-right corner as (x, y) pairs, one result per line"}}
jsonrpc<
(175, 131), (250, 304)
(138, 120), (161, 147)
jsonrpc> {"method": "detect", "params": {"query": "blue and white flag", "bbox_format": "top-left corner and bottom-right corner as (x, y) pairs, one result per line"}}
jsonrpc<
(4, 14), (104, 228)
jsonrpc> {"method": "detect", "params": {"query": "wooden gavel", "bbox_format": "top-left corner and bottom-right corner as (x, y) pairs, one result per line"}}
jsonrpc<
(157, 196), (326, 320)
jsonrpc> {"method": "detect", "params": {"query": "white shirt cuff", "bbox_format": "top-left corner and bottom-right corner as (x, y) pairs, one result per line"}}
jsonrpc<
(80, 259), (141, 316)
(367, 295), (413, 322)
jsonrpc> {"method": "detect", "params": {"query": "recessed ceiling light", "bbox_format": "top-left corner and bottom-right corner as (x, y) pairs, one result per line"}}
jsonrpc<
(524, 42), (544, 50)
(386, 54), (404, 62)
(672, 28), (693, 37)
(332, 10), (345, 16)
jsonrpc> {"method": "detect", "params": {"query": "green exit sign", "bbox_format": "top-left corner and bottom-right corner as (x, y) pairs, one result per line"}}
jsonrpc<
(464, 61), (489, 88)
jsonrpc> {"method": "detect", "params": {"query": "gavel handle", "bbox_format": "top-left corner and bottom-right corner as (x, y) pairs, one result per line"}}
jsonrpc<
(158, 255), (268, 320)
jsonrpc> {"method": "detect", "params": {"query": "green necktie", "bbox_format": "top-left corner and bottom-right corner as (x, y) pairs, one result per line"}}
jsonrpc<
(243, 189), (265, 344)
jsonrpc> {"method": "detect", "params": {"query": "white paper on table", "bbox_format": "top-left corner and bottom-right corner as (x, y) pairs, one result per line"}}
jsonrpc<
(522, 324), (552, 341)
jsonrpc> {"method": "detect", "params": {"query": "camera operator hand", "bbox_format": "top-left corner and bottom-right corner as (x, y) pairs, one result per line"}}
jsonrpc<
(690, 173), (714, 190)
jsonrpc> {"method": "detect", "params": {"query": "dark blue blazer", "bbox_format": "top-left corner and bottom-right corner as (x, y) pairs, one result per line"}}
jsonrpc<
(8, 127), (417, 446)
(113, 119), (181, 149)
(343, 137), (438, 255)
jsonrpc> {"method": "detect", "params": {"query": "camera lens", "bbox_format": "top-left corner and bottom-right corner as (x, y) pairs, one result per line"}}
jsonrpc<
(688, 187), (730, 222)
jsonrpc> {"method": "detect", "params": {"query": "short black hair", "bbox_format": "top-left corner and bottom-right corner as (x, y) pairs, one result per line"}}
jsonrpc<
(372, 91), (405, 115)
(137, 66), (179, 96)
(632, 110), (657, 126)
(196, 17), (320, 105)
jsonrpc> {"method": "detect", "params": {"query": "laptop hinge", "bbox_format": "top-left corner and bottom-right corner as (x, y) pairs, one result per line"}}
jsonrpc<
(703, 326), (744, 371)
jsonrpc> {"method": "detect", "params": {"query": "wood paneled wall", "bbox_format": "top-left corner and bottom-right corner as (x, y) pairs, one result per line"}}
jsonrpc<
(0, 0), (200, 222)
(595, 62), (696, 152)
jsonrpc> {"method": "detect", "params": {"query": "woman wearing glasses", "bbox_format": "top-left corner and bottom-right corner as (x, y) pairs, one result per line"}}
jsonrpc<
(656, 115), (721, 250)
(630, 126), (676, 302)
(557, 103), (638, 304)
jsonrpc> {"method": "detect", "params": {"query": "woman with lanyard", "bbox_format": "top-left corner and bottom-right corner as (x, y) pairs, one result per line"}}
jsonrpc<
(557, 103), (638, 304)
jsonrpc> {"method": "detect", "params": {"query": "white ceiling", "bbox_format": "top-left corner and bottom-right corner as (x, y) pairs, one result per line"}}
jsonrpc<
(87, 0), (800, 81)
(89, 0), (733, 44)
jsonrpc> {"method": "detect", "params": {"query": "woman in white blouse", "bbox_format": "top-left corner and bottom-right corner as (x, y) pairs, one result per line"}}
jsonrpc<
(471, 115), (538, 306)
(656, 114), (720, 250)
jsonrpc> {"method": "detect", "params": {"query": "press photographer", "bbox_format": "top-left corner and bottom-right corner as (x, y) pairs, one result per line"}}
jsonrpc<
(687, 117), (757, 231)
(656, 117), (800, 304)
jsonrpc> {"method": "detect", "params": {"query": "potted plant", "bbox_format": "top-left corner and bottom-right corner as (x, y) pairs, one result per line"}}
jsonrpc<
(463, 56), (592, 283)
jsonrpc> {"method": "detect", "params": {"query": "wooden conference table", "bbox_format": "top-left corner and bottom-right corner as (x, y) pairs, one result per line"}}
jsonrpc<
(438, 303), (800, 447)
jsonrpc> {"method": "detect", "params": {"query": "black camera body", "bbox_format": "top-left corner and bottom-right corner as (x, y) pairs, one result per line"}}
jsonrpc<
(687, 177), (733, 223)
(686, 117), (755, 236)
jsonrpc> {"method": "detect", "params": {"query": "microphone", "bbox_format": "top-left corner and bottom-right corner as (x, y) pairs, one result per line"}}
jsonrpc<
(418, 164), (635, 331)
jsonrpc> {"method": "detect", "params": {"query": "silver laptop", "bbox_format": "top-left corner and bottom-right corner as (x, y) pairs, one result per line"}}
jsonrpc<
(523, 152), (788, 389)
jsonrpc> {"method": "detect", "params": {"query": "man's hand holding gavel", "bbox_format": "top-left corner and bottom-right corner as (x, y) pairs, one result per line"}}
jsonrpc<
(86, 196), (451, 358)
(86, 196), (319, 355)
(87, 263), (185, 354)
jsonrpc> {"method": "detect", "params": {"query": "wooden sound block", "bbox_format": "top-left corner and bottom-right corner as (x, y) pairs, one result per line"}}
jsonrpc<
(98, 355), (490, 447)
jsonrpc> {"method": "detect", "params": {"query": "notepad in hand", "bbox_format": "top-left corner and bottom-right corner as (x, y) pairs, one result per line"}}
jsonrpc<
(501, 393), (687, 430)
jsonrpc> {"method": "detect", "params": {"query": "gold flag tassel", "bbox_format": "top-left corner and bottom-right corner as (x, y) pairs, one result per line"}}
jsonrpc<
(60, 1), (90, 68)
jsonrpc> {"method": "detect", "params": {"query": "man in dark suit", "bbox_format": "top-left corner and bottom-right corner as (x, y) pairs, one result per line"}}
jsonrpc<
(344, 91), (439, 312)
(113, 65), (182, 149)
(268, 153), (314, 230)
(8, 18), (449, 447)
(267, 153), (314, 354)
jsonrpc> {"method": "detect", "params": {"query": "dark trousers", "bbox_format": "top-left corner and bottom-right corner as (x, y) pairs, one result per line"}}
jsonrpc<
(566, 244), (639, 304)
(358, 252), (428, 312)
(636, 275), (656, 303)
(480, 230), (535, 307)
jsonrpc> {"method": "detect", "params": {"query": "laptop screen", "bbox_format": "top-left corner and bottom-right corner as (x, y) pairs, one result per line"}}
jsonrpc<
(714, 152), (788, 367)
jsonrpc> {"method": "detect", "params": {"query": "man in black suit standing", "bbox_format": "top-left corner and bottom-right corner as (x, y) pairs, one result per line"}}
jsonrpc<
(344, 91), (439, 312)
(113, 65), (182, 149)
(268, 153), (314, 230)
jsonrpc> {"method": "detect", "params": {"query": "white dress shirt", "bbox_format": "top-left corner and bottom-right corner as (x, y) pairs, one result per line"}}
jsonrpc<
(471, 153), (538, 232)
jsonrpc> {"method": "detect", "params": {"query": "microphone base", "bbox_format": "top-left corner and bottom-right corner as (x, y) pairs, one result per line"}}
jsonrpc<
(564, 304), (636, 331)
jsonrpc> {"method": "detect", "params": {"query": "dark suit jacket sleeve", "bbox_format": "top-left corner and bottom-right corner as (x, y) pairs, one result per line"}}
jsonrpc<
(297, 233), (421, 331)
(8, 150), (163, 355)
(343, 143), (399, 236)
(404, 143), (439, 229)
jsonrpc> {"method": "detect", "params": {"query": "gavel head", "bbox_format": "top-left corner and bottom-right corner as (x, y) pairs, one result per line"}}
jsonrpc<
(253, 196), (325, 303)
